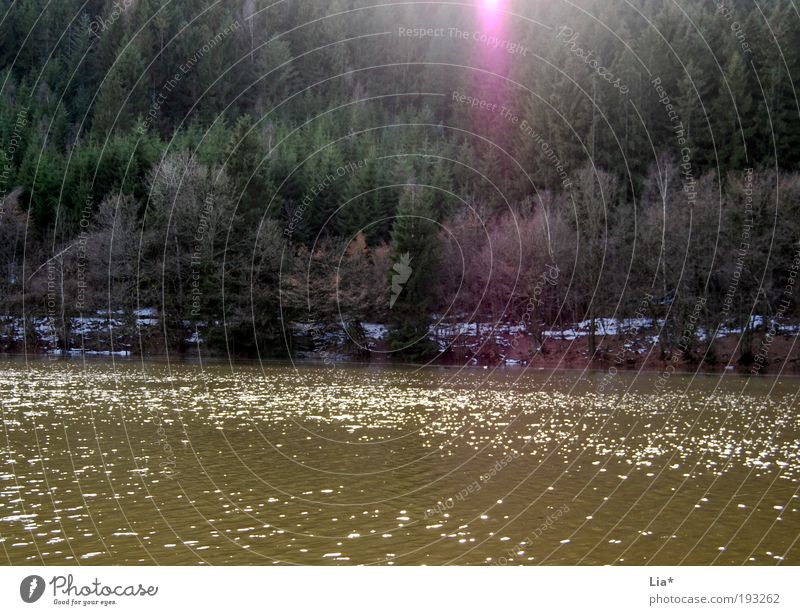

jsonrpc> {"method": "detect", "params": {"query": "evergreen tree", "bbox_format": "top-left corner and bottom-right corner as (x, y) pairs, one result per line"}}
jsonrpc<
(387, 184), (439, 360)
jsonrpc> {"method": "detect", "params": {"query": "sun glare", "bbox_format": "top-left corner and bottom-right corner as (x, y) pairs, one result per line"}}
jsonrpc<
(479, 0), (504, 31)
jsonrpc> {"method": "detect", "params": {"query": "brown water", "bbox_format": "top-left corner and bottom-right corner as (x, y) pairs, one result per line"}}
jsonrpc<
(0, 358), (798, 565)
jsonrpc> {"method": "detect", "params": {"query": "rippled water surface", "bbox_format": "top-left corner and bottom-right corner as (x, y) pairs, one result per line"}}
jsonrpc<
(0, 359), (798, 565)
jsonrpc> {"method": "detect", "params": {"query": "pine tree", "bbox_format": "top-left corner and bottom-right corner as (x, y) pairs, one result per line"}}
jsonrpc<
(387, 184), (439, 360)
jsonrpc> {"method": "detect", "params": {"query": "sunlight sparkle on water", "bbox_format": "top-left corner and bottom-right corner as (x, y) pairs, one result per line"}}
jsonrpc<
(0, 362), (798, 565)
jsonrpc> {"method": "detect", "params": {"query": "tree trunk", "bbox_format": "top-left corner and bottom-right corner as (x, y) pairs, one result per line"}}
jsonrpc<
(588, 314), (597, 357)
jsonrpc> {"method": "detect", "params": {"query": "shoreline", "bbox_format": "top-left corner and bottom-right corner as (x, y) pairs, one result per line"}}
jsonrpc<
(3, 314), (798, 375)
(1, 346), (797, 378)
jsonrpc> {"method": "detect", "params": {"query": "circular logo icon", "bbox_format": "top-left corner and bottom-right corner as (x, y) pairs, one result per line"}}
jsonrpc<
(20, 575), (46, 603)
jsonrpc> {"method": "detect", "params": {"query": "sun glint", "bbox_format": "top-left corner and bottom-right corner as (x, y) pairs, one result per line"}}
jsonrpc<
(479, 0), (504, 31)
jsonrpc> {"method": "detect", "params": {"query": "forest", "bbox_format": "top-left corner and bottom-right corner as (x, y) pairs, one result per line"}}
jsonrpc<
(0, 0), (799, 366)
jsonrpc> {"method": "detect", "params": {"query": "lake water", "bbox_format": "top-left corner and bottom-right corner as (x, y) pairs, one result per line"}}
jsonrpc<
(0, 358), (797, 565)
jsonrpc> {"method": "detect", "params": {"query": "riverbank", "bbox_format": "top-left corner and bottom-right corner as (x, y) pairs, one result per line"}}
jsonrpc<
(2, 313), (798, 374)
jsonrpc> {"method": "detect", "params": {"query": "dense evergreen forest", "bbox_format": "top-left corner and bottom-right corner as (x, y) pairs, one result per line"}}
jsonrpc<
(1, 0), (799, 364)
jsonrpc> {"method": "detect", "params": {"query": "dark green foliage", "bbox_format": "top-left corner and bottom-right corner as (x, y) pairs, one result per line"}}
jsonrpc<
(387, 185), (440, 360)
(2, 0), (800, 361)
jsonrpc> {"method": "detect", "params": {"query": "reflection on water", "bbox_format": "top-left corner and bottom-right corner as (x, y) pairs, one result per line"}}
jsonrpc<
(0, 359), (797, 565)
